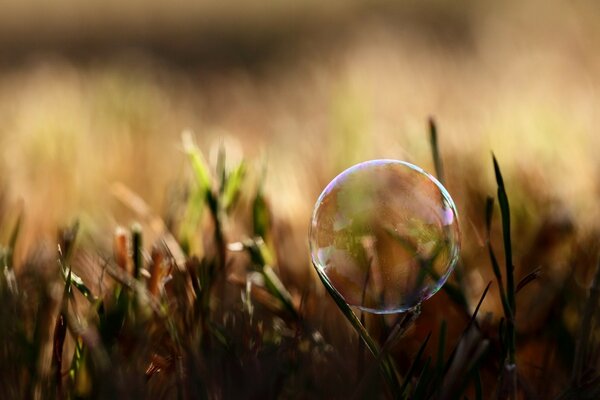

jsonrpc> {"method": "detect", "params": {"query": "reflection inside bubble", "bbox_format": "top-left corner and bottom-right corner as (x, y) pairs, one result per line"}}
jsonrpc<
(310, 159), (460, 314)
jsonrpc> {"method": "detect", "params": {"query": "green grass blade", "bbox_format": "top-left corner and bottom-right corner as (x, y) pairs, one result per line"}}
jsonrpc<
(182, 131), (212, 192)
(492, 156), (516, 364)
(492, 154), (517, 399)
(492, 155), (515, 314)
(222, 161), (246, 213)
(262, 265), (298, 319)
(485, 195), (512, 322)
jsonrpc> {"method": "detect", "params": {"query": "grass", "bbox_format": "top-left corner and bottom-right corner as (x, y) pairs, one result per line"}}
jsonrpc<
(0, 119), (599, 399)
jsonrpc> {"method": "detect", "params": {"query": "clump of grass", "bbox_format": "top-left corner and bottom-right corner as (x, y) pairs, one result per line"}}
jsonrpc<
(0, 121), (599, 399)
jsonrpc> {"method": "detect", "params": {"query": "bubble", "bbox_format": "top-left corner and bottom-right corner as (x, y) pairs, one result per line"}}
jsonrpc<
(310, 160), (460, 314)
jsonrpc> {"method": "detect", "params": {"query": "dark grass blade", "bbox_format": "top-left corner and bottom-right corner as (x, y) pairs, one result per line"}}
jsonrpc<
(444, 281), (491, 374)
(498, 317), (506, 355)
(437, 319), (447, 380)
(413, 356), (433, 399)
(475, 369), (483, 400)
(492, 154), (517, 399)
(516, 267), (542, 294)
(440, 283), (491, 399)
(399, 332), (432, 397)
(132, 224), (143, 280)
(316, 271), (401, 398)
(354, 309), (420, 399)
(427, 119), (473, 319)
(571, 256), (600, 387)
(468, 281), (492, 329)
(492, 155), (515, 317)
(429, 117), (445, 185)
(485, 196), (512, 321)
(52, 272), (71, 396)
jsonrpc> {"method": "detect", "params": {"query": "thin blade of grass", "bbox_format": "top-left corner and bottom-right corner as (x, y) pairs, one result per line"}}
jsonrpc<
(492, 154), (517, 399)
(475, 369), (483, 400)
(492, 155), (515, 316)
(222, 161), (246, 212)
(429, 116), (445, 185)
(6, 210), (22, 270)
(316, 271), (401, 398)
(132, 224), (143, 280)
(427, 121), (473, 320)
(413, 356), (433, 399)
(182, 130), (212, 192)
(399, 332), (432, 397)
(437, 319), (447, 380)
(252, 162), (270, 240)
(444, 282), (491, 374)
(571, 256), (600, 386)
(515, 267), (542, 294)
(262, 265), (298, 319)
(58, 260), (95, 303)
(52, 270), (71, 396)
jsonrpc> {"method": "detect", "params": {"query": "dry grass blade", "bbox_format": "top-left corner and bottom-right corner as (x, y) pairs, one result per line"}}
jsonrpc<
(516, 267), (542, 294)
(148, 245), (165, 297)
(111, 183), (186, 268)
(114, 227), (130, 273)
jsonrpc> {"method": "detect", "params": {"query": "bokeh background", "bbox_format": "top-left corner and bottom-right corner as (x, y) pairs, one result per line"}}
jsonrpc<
(1, 1), (600, 396)
(2, 0), (599, 241)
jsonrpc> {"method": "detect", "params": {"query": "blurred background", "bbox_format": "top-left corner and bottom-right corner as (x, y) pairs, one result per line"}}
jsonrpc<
(1, 0), (599, 240)
(1, 0), (600, 396)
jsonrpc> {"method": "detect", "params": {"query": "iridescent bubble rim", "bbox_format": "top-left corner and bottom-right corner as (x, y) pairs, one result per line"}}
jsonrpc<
(309, 159), (461, 314)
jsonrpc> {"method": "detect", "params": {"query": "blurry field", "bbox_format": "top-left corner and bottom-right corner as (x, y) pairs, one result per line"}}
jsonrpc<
(1, 0), (600, 398)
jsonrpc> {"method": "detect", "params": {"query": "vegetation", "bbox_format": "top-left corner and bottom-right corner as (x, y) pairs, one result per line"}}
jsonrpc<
(0, 118), (599, 399)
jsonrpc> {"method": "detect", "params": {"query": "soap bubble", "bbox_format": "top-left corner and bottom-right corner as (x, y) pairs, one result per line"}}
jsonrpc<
(310, 160), (460, 314)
